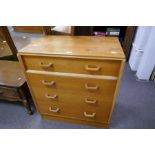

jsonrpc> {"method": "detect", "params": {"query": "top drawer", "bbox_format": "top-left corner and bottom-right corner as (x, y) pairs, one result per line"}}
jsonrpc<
(22, 55), (121, 76)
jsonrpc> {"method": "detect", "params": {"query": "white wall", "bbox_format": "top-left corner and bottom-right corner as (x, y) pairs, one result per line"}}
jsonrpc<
(129, 26), (152, 71)
(133, 26), (151, 49)
(136, 26), (155, 80)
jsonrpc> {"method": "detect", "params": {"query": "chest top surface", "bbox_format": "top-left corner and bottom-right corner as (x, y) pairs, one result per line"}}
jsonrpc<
(19, 36), (125, 59)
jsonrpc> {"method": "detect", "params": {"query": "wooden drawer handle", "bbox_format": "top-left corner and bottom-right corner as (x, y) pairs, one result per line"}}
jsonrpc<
(85, 84), (98, 90)
(45, 94), (57, 99)
(85, 65), (100, 71)
(49, 107), (59, 113)
(84, 112), (96, 118)
(40, 62), (53, 68)
(42, 80), (55, 86)
(85, 98), (97, 104)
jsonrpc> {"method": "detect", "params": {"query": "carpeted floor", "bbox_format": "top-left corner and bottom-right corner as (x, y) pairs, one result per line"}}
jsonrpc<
(0, 63), (155, 129)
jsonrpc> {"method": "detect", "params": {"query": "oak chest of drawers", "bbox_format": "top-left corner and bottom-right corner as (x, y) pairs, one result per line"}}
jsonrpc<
(18, 36), (125, 128)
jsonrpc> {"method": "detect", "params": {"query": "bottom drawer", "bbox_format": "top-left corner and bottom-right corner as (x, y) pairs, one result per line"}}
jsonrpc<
(41, 114), (109, 128)
(38, 101), (112, 123)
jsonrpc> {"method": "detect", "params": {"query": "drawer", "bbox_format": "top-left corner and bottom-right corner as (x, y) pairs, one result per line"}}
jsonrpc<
(22, 55), (121, 76)
(27, 72), (117, 102)
(0, 87), (20, 100)
(31, 88), (113, 111)
(38, 100), (111, 123)
(27, 72), (115, 123)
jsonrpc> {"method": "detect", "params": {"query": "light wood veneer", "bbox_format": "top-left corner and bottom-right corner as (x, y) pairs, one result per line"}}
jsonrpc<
(18, 36), (125, 128)
(22, 56), (121, 76)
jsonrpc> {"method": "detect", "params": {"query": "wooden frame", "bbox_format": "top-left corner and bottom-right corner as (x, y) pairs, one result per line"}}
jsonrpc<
(13, 26), (44, 34)
(0, 26), (18, 60)
(12, 26), (56, 35)
(123, 26), (137, 60)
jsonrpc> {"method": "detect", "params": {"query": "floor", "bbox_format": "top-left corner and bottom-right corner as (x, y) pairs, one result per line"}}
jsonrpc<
(0, 63), (155, 129)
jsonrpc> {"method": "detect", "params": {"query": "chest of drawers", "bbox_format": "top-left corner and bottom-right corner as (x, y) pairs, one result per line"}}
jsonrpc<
(18, 36), (125, 128)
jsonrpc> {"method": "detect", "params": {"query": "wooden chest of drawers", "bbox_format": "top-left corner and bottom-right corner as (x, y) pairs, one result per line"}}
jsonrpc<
(18, 36), (125, 128)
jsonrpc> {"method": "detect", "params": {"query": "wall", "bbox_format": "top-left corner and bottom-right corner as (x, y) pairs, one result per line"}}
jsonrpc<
(136, 26), (155, 80)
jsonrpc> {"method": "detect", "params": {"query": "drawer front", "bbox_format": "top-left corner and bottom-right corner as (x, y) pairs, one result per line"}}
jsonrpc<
(38, 100), (112, 123)
(27, 73), (116, 123)
(0, 87), (19, 100)
(27, 72), (117, 102)
(23, 56), (121, 76)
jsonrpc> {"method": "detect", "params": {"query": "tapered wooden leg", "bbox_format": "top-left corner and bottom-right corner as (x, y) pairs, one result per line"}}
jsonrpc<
(18, 83), (33, 115)
(22, 99), (33, 115)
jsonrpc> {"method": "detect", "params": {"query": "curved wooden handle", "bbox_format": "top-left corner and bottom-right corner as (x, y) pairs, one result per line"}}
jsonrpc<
(85, 65), (100, 71)
(85, 84), (98, 90)
(49, 107), (59, 113)
(42, 80), (55, 86)
(40, 62), (53, 68)
(45, 94), (57, 99)
(85, 98), (97, 104)
(84, 112), (96, 118)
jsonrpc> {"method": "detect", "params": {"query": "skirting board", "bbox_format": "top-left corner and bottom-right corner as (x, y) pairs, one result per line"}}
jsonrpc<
(41, 114), (109, 128)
